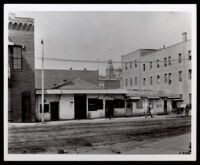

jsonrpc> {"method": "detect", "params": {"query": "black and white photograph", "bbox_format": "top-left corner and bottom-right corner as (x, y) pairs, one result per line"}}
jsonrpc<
(4, 4), (197, 161)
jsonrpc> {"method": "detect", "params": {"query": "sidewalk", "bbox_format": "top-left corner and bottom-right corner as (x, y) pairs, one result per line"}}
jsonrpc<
(8, 115), (190, 128)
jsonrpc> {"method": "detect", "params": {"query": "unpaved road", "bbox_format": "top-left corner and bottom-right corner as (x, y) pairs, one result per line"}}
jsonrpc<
(8, 116), (191, 154)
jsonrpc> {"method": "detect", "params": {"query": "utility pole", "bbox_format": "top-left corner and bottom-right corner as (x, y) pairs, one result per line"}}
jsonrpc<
(41, 39), (44, 123)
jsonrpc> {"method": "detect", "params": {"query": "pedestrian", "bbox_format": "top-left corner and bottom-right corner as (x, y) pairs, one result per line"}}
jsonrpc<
(145, 102), (153, 118)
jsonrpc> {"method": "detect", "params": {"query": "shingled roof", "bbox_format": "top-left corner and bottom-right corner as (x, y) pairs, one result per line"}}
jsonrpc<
(52, 78), (102, 90)
(35, 69), (99, 89)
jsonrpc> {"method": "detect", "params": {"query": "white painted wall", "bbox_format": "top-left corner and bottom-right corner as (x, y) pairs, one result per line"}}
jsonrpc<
(132, 101), (146, 116)
(59, 95), (74, 120)
(35, 95), (59, 121)
(114, 108), (125, 117)
(87, 94), (105, 119)
(132, 99), (171, 116)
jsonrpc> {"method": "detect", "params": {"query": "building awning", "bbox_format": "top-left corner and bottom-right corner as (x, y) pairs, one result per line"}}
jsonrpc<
(36, 89), (128, 95)
(147, 96), (160, 99)
(168, 96), (180, 99)
(128, 96), (141, 100)
(171, 98), (183, 102)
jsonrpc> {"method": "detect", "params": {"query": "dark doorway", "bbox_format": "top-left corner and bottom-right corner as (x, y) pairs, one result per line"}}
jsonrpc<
(105, 100), (114, 118)
(164, 100), (168, 115)
(74, 95), (87, 119)
(171, 100), (177, 109)
(51, 102), (59, 121)
(22, 92), (31, 122)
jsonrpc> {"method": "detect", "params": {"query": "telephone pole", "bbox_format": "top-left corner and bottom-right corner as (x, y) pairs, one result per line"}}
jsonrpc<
(41, 39), (44, 123)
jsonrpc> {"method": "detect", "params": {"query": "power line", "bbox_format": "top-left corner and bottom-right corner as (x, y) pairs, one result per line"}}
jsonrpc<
(35, 56), (192, 64)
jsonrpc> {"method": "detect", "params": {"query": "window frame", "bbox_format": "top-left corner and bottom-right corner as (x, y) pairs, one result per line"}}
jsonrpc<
(143, 63), (145, 71)
(135, 77), (138, 86)
(179, 71), (182, 81)
(164, 74), (167, 83)
(188, 69), (192, 80)
(156, 59), (159, 68)
(164, 57), (167, 67)
(168, 73), (172, 85)
(150, 76), (153, 85)
(135, 60), (137, 67)
(9, 45), (23, 70)
(125, 62), (128, 70)
(130, 77), (133, 86)
(157, 75), (160, 84)
(88, 98), (103, 111)
(114, 99), (125, 108)
(168, 56), (171, 65)
(40, 104), (50, 113)
(143, 78), (146, 86)
(178, 53), (182, 63)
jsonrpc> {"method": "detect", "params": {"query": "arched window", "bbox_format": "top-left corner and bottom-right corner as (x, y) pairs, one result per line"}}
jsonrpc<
(8, 22), (13, 29)
(18, 23), (23, 30)
(23, 23), (27, 31)
(27, 24), (34, 31)
(13, 23), (18, 30)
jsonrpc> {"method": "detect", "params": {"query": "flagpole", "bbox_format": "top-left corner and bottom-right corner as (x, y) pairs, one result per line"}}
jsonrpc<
(41, 39), (44, 123)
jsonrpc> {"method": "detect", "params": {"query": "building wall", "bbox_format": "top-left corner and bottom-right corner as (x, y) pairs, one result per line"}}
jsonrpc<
(36, 94), (128, 121)
(59, 95), (74, 120)
(132, 99), (172, 116)
(99, 79), (121, 89)
(35, 95), (59, 121)
(8, 15), (35, 122)
(121, 37), (192, 105)
(87, 94), (106, 119)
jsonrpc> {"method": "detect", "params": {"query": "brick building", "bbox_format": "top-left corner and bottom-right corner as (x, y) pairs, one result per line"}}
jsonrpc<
(8, 14), (35, 122)
(121, 32), (192, 115)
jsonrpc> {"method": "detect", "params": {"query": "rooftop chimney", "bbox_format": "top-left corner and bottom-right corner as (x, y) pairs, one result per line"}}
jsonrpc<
(182, 32), (187, 42)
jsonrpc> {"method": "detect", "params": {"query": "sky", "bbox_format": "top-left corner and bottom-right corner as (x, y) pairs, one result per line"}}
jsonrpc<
(14, 11), (191, 75)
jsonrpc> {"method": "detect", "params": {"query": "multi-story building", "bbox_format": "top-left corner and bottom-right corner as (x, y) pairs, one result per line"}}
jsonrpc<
(121, 32), (191, 115)
(8, 13), (35, 122)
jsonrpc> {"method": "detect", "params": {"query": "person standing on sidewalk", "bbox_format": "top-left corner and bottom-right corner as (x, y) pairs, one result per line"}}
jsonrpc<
(145, 102), (153, 118)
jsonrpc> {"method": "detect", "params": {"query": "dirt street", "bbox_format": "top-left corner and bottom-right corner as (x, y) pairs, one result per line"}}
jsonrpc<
(8, 116), (191, 154)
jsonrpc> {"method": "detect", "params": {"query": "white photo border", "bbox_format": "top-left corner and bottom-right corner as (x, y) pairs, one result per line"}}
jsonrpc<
(4, 4), (197, 161)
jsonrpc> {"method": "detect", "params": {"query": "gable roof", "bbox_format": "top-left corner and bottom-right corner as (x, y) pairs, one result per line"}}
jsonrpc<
(35, 69), (99, 89)
(53, 78), (102, 90)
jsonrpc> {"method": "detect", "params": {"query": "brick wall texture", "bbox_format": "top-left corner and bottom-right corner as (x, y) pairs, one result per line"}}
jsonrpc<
(8, 17), (35, 122)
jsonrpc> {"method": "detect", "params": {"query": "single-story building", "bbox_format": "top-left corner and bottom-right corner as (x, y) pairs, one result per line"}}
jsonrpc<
(35, 78), (128, 121)
(126, 89), (182, 116)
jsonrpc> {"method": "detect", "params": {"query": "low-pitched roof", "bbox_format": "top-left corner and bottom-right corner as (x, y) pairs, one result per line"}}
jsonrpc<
(35, 69), (99, 89)
(53, 78), (102, 90)
(36, 89), (128, 95)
